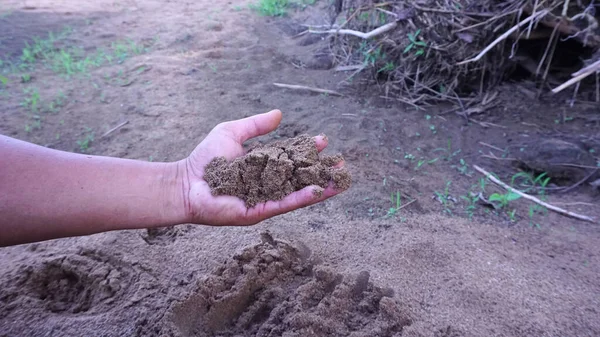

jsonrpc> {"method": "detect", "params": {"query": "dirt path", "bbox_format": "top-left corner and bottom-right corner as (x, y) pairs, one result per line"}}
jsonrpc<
(1, 1), (599, 336)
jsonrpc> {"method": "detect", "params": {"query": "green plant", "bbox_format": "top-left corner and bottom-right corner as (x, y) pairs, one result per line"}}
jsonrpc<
(453, 158), (472, 176)
(250, 0), (289, 16)
(460, 192), (478, 220)
(414, 157), (438, 171)
(488, 191), (521, 208)
(21, 73), (32, 83)
(21, 88), (41, 113)
(77, 127), (95, 152)
(478, 177), (487, 191)
(0, 74), (7, 87)
(528, 205), (543, 229)
(24, 117), (42, 132)
(508, 209), (517, 222)
(434, 180), (453, 214)
(377, 61), (395, 73)
(19, 28), (72, 67)
(403, 29), (427, 56)
(363, 45), (385, 67)
(46, 91), (67, 113)
(386, 191), (402, 217)
(433, 138), (461, 161)
(510, 171), (551, 200)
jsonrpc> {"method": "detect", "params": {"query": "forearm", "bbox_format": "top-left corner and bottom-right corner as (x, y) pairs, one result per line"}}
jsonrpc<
(0, 135), (188, 246)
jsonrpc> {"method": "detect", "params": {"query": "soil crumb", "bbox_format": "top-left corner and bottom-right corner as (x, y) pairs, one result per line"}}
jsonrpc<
(204, 134), (352, 207)
(169, 232), (412, 337)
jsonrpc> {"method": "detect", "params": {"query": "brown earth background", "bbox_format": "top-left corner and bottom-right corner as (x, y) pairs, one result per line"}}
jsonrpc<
(1, 0), (599, 336)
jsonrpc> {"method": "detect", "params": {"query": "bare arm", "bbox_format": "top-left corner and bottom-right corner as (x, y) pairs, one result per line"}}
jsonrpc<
(0, 136), (186, 246)
(0, 110), (346, 246)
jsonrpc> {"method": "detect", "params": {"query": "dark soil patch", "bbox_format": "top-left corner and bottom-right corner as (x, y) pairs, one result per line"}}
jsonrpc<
(204, 134), (352, 207)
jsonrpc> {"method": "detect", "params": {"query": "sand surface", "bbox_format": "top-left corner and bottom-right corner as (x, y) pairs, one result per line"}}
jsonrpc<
(1, 0), (599, 336)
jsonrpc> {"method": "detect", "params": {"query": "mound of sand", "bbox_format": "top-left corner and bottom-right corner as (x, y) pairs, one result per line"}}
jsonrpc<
(168, 232), (412, 337)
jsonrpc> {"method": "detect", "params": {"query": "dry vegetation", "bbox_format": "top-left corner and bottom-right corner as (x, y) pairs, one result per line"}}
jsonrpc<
(310, 0), (600, 107)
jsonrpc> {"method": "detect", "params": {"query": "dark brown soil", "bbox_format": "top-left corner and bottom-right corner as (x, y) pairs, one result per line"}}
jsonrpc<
(169, 232), (411, 337)
(204, 134), (351, 207)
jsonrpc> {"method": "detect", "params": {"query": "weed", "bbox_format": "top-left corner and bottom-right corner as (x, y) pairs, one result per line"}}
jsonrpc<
(363, 45), (385, 67)
(367, 207), (375, 217)
(46, 92), (67, 113)
(433, 138), (461, 161)
(14, 27), (148, 78)
(21, 88), (41, 113)
(489, 191), (521, 208)
(452, 158), (472, 176)
(478, 177), (487, 191)
(24, 118), (42, 133)
(510, 171), (551, 201)
(385, 191), (402, 217)
(19, 28), (72, 66)
(460, 192), (478, 220)
(250, 0), (289, 16)
(0, 74), (7, 87)
(414, 157), (438, 171)
(528, 204), (543, 229)
(21, 73), (32, 83)
(377, 62), (395, 73)
(77, 127), (95, 152)
(403, 29), (427, 56)
(404, 153), (415, 161)
(434, 180), (453, 214)
(507, 209), (517, 222)
(358, 12), (370, 22)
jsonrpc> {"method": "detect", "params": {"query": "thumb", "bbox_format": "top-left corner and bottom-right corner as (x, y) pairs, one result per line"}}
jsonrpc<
(217, 109), (283, 143)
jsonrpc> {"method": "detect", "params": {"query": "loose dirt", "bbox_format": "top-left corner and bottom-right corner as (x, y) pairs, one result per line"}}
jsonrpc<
(169, 232), (411, 337)
(204, 134), (351, 207)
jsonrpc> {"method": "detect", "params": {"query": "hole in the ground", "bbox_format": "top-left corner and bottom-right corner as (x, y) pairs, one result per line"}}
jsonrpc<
(503, 35), (596, 83)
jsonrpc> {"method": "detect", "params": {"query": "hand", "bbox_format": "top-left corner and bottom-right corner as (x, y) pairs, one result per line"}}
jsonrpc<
(179, 109), (346, 226)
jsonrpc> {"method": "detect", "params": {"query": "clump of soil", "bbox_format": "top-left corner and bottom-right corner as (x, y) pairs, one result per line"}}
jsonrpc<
(169, 232), (412, 337)
(204, 134), (352, 207)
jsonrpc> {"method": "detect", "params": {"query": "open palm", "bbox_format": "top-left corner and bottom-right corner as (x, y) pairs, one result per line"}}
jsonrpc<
(181, 110), (345, 226)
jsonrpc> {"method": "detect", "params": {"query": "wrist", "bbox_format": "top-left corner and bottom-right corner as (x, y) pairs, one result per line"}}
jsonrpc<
(160, 160), (192, 225)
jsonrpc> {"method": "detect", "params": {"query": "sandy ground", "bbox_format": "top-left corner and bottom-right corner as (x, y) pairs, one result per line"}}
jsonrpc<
(1, 0), (599, 336)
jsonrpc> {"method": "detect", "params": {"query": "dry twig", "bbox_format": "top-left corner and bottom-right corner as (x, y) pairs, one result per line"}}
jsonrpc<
(101, 120), (129, 138)
(479, 141), (505, 153)
(473, 165), (597, 223)
(310, 21), (398, 40)
(457, 10), (549, 65)
(552, 59), (600, 93)
(273, 83), (343, 96)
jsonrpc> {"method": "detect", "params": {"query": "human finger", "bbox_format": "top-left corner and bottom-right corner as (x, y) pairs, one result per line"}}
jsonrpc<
(217, 109), (283, 143)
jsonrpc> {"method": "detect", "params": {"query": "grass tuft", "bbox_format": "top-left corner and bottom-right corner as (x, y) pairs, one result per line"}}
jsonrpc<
(250, 0), (289, 16)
